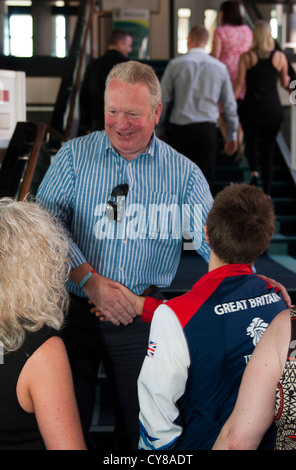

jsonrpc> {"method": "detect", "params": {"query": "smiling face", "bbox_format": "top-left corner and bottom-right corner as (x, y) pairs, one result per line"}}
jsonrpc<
(104, 78), (162, 161)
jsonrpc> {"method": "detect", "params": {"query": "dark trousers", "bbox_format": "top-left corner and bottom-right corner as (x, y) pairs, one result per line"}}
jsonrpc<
(62, 288), (165, 450)
(242, 124), (281, 195)
(169, 122), (218, 194)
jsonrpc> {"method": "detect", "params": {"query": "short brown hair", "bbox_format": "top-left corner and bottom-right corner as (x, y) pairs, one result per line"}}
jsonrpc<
(109, 29), (132, 46)
(206, 183), (275, 264)
(188, 25), (209, 46)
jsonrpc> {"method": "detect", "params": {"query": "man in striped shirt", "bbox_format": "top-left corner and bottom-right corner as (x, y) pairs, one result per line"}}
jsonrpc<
(37, 61), (213, 450)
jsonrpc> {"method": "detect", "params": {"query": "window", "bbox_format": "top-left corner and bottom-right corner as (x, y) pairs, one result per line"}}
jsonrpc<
(270, 10), (278, 40)
(55, 15), (66, 58)
(5, 0), (31, 5)
(177, 8), (191, 54)
(4, 1), (66, 58)
(9, 14), (33, 57)
(204, 9), (217, 53)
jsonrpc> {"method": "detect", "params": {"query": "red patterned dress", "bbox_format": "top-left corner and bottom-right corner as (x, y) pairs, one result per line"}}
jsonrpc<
(212, 24), (253, 99)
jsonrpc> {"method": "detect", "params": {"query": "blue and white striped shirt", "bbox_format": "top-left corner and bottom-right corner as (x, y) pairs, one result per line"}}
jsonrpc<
(37, 131), (212, 297)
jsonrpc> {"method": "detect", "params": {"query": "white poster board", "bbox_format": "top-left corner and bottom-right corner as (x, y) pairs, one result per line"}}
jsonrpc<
(0, 70), (26, 148)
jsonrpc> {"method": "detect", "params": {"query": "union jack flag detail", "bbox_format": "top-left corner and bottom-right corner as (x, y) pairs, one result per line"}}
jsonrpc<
(147, 341), (157, 358)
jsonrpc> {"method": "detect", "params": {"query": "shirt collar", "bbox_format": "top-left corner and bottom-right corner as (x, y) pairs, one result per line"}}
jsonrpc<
(144, 132), (156, 158)
(188, 47), (207, 55)
(193, 264), (253, 290)
(105, 131), (156, 161)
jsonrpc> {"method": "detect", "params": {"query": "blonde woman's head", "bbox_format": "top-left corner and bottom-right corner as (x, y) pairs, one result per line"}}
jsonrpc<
(0, 198), (70, 352)
(252, 20), (275, 55)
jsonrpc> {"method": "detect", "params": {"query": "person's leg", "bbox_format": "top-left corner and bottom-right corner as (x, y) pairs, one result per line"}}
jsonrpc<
(169, 123), (192, 156)
(243, 126), (259, 185)
(189, 123), (217, 192)
(98, 287), (166, 450)
(98, 318), (151, 450)
(61, 294), (102, 437)
(259, 124), (281, 195)
(170, 123), (217, 193)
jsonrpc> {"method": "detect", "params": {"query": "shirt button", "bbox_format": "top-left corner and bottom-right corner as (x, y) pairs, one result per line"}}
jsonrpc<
(119, 267), (124, 271)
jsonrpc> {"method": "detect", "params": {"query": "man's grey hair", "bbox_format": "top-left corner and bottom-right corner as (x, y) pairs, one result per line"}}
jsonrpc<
(105, 61), (162, 113)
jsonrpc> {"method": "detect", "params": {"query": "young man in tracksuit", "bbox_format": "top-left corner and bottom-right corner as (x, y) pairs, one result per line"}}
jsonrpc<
(136, 183), (287, 450)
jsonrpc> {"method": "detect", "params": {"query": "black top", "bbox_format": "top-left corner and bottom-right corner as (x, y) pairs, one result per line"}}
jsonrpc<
(78, 50), (129, 135)
(0, 325), (59, 450)
(239, 49), (284, 127)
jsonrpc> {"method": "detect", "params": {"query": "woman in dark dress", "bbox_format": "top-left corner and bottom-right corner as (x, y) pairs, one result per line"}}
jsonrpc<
(234, 20), (290, 195)
(0, 198), (87, 450)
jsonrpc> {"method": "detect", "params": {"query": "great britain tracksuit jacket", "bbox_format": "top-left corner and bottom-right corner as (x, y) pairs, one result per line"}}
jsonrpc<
(138, 264), (287, 450)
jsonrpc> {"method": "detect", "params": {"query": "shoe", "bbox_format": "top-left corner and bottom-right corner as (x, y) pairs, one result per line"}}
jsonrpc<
(249, 175), (258, 186)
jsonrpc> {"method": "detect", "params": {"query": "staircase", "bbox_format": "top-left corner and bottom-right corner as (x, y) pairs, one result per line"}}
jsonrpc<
(215, 143), (296, 264)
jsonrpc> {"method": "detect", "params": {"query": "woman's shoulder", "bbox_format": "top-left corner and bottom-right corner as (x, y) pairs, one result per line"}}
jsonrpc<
(272, 49), (287, 66)
(240, 49), (257, 67)
(214, 23), (252, 40)
(268, 308), (291, 342)
(239, 24), (253, 33)
(22, 325), (61, 358)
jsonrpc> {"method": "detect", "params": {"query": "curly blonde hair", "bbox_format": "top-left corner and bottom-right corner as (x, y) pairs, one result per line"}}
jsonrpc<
(0, 198), (70, 353)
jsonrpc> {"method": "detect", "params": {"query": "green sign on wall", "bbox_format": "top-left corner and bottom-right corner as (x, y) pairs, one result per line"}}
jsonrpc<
(113, 9), (150, 60)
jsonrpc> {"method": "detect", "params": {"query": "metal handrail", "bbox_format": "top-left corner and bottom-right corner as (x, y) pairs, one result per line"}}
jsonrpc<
(17, 124), (65, 201)
(64, 0), (96, 140)
(16, 0), (96, 199)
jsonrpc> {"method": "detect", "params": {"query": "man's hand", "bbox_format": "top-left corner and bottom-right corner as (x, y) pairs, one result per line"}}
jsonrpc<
(258, 274), (291, 307)
(70, 263), (137, 326)
(89, 283), (145, 320)
(224, 140), (237, 156)
(83, 273), (137, 326)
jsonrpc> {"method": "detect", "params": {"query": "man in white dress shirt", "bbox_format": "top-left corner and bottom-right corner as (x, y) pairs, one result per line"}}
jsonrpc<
(157, 25), (238, 193)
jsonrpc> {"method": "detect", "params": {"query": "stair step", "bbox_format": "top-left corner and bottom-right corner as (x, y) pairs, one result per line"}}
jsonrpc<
(269, 233), (296, 255)
(216, 162), (290, 174)
(271, 233), (296, 242)
(270, 182), (296, 197)
(273, 198), (296, 215)
(268, 255), (296, 275)
(215, 168), (245, 181)
(276, 215), (296, 235)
